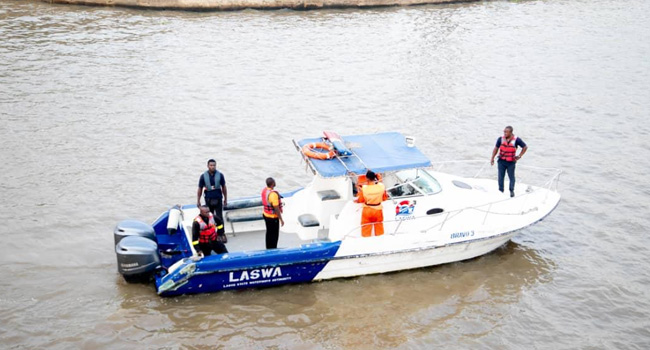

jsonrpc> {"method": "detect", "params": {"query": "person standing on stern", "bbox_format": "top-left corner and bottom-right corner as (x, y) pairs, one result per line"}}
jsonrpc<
(261, 177), (284, 249)
(197, 159), (227, 223)
(490, 126), (528, 197)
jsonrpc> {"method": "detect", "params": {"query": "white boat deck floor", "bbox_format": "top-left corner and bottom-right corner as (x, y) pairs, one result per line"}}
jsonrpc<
(224, 230), (311, 253)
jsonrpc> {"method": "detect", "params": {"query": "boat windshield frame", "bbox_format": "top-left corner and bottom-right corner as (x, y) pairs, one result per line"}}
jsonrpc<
(385, 168), (442, 198)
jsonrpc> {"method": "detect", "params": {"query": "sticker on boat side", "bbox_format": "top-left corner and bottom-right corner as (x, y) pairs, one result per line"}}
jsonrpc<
(395, 200), (416, 220)
(222, 267), (291, 288)
(450, 231), (475, 239)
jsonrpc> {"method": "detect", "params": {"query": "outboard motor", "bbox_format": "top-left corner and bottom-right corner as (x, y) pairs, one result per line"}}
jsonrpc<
(114, 220), (160, 283)
(113, 219), (156, 245)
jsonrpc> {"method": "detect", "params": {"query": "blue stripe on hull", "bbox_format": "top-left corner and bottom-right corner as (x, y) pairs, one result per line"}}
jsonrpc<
(155, 241), (341, 297)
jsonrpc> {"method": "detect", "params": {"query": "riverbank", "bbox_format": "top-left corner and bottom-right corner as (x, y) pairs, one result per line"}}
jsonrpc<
(43, 0), (479, 11)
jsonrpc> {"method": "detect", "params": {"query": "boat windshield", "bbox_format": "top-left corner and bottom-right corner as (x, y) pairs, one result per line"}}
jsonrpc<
(385, 169), (442, 197)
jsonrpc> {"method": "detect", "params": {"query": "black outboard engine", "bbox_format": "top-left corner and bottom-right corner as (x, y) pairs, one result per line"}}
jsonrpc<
(114, 220), (160, 283)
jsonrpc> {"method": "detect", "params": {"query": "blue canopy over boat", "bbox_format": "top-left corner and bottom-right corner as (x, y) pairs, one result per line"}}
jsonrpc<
(296, 132), (431, 178)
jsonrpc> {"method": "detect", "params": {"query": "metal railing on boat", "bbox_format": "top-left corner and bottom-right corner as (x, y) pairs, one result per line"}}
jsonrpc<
(338, 161), (562, 239)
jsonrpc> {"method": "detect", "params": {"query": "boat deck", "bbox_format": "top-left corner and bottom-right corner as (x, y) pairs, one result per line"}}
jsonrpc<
(223, 229), (311, 253)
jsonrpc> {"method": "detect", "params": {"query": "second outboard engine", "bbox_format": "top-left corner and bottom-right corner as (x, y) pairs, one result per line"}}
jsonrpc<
(114, 220), (160, 283)
(113, 219), (156, 245)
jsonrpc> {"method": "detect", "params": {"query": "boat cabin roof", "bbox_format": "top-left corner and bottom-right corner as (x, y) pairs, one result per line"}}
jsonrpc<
(296, 132), (431, 178)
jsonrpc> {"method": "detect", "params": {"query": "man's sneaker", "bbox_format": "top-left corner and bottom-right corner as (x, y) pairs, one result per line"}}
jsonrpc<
(510, 191), (515, 198)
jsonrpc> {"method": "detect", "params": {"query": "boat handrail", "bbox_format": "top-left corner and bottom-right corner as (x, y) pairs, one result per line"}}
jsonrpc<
(430, 159), (560, 175)
(340, 195), (539, 239)
(339, 162), (562, 239)
(340, 194), (536, 239)
(428, 159), (562, 192)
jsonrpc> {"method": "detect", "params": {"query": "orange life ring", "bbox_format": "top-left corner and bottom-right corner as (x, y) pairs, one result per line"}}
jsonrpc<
(302, 142), (336, 160)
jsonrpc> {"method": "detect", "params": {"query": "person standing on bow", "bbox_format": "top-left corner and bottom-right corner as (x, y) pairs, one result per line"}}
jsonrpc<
(356, 170), (388, 237)
(490, 126), (528, 197)
(262, 177), (284, 249)
(192, 205), (228, 257)
(197, 159), (228, 223)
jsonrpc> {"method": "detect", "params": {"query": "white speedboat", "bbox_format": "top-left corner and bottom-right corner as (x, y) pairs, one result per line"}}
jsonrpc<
(113, 132), (561, 296)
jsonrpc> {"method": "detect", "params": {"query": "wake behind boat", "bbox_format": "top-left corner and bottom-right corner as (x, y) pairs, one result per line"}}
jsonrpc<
(113, 132), (561, 297)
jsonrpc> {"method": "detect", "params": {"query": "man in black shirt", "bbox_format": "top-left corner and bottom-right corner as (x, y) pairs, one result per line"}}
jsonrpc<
(197, 159), (228, 223)
(192, 206), (228, 257)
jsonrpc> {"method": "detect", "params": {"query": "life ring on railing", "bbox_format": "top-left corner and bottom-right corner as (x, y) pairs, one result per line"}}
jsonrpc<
(302, 142), (336, 160)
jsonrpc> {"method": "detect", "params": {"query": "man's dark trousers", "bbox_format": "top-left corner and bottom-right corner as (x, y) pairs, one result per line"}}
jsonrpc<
(264, 216), (279, 249)
(498, 159), (516, 195)
(198, 241), (228, 256)
(206, 197), (223, 224)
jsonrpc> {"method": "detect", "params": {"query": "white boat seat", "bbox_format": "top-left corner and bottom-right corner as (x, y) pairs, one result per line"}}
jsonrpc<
(317, 190), (340, 201)
(298, 214), (320, 227)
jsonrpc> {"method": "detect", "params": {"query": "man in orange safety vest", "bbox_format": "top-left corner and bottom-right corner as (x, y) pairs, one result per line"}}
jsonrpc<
(261, 177), (284, 249)
(356, 170), (388, 237)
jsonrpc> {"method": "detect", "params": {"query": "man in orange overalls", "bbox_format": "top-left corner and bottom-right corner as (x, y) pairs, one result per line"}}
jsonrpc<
(356, 170), (388, 237)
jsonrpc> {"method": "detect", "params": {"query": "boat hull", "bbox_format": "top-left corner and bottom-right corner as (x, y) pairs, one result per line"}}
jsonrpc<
(155, 230), (517, 296)
(315, 231), (515, 281)
(155, 241), (341, 296)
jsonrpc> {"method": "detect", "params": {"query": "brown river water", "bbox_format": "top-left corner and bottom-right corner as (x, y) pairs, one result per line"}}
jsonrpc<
(1, 0), (649, 348)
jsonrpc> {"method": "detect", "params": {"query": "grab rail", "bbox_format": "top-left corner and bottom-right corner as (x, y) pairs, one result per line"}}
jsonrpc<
(430, 160), (562, 192)
(338, 160), (561, 239)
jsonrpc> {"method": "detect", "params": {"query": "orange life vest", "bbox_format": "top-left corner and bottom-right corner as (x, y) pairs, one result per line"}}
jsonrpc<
(195, 214), (217, 243)
(361, 183), (386, 210)
(356, 173), (383, 196)
(499, 136), (518, 162)
(261, 187), (282, 218)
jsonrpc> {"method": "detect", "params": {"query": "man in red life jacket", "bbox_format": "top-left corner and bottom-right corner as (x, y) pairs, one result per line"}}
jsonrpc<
(490, 126), (528, 197)
(192, 206), (228, 257)
(262, 177), (284, 249)
(356, 170), (389, 237)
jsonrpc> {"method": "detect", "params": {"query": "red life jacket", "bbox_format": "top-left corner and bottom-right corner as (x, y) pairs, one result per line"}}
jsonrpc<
(261, 187), (282, 218)
(195, 214), (217, 243)
(499, 136), (518, 162)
